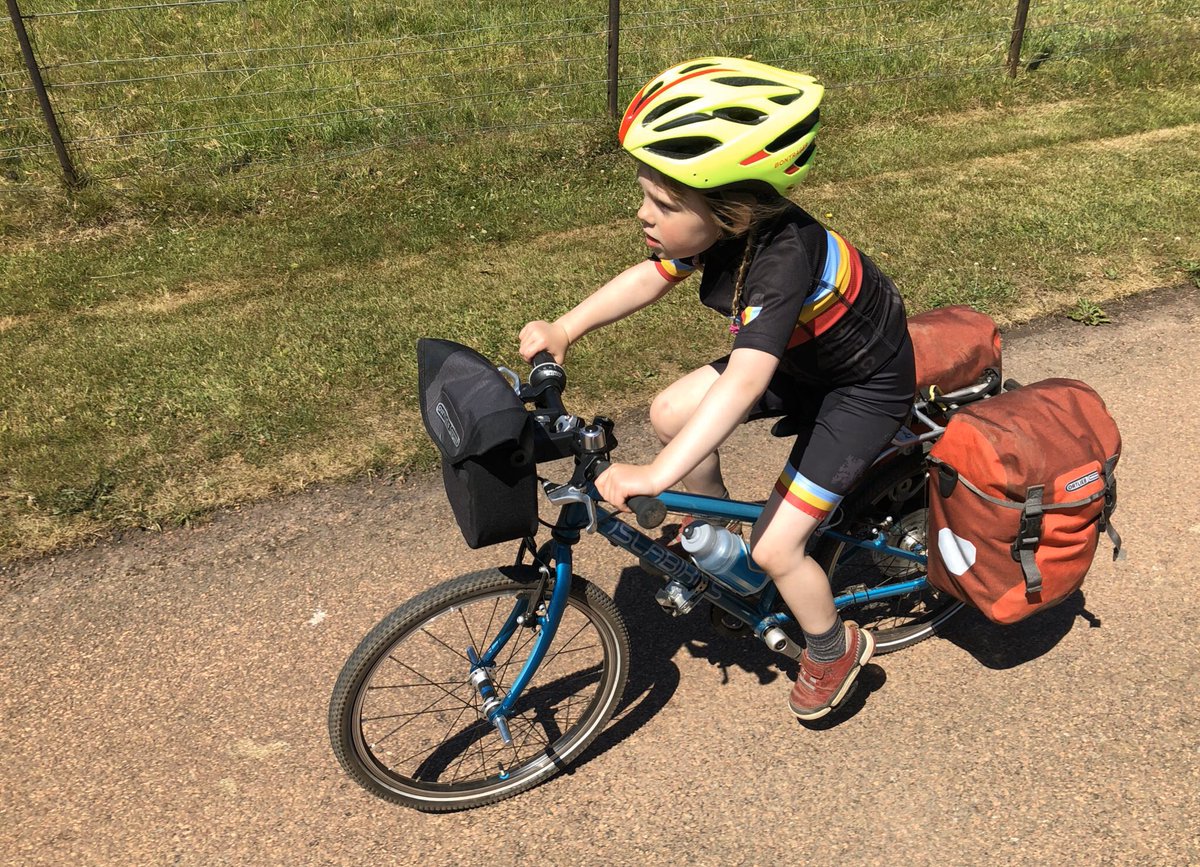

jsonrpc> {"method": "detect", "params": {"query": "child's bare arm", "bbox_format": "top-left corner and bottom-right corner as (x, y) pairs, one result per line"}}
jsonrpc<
(650, 347), (778, 486)
(519, 259), (675, 362)
(596, 348), (779, 509)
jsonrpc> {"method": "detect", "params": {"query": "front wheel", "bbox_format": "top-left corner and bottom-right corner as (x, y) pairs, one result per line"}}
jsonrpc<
(812, 452), (963, 654)
(328, 566), (630, 811)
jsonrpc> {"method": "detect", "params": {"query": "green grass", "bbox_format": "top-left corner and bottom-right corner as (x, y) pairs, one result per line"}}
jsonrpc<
(1, 2), (1199, 559)
(4, 0), (1196, 191)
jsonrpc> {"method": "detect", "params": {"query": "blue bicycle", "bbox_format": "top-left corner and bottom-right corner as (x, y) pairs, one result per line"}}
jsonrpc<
(328, 352), (1000, 811)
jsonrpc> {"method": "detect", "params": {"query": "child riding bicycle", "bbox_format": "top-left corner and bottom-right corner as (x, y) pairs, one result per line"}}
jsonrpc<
(519, 57), (916, 720)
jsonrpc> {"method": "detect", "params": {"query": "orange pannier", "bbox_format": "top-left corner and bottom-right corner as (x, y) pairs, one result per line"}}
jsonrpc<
(908, 305), (1002, 395)
(926, 378), (1122, 624)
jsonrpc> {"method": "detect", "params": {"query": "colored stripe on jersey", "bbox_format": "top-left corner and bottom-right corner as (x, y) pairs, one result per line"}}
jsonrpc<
(740, 305), (763, 327)
(774, 461), (844, 520)
(786, 229), (863, 348)
(654, 255), (699, 282)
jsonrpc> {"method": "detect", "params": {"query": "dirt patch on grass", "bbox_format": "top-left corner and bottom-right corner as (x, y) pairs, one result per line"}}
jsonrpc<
(134, 280), (251, 315)
(1073, 256), (1167, 297)
(73, 279), (256, 319)
(822, 121), (1200, 192)
(988, 255), (1174, 329)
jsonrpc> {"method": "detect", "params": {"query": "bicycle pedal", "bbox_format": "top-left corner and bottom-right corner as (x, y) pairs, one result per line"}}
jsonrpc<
(655, 580), (700, 616)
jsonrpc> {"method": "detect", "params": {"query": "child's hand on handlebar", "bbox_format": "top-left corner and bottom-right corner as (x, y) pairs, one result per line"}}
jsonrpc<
(519, 320), (570, 364)
(595, 461), (665, 512)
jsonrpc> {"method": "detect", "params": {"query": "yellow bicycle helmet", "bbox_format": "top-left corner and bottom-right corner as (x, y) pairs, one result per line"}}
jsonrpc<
(619, 57), (823, 196)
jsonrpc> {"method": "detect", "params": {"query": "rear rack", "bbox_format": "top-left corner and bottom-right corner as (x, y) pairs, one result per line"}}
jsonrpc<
(882, 368), (1003, 461)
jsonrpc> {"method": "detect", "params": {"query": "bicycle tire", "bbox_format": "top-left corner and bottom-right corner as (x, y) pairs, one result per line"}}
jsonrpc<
(328, 566), (630, 811)
(811, 451), (963, 654)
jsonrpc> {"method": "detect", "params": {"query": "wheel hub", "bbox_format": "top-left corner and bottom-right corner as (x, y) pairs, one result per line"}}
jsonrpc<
(869, 508), (928, 578)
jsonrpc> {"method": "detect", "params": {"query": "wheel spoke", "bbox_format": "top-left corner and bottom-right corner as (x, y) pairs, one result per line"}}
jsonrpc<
(415, 625), (471, 663)
(390, 658), (474, 706)
(492, 622), (539, 690)
(365, 689), (467, 748)
(432, 695), (488, 784)
(458, 605), (481, 662)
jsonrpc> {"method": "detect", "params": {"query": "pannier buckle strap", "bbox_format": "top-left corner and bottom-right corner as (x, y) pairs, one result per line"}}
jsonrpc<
(1102, 456), (1125, 561)
(1011, 485), (1045, 596)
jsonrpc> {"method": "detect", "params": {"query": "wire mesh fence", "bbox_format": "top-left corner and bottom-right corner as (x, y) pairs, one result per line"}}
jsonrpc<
(2, 0), (1198, 190)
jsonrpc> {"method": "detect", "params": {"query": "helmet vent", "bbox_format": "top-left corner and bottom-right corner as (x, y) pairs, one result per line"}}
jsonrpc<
(642, 96), (698, 126)
(644, 137), (722, 160)
(712, 106), (767, 125)
(654, 112), (712, 132)
(769, 93), (801, 106)
(764, 108), (820, 153)
(713, 76), (780, 88)
(680, 62), (720, 74)
(786, 141), (818, 174)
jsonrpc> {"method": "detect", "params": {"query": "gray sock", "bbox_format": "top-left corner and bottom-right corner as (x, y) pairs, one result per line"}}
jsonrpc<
(804, 617), (847, 663)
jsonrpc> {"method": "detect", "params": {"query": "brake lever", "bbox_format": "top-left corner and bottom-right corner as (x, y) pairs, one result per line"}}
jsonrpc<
(543, 482), (600, 534)
(496, 365), (522, 396)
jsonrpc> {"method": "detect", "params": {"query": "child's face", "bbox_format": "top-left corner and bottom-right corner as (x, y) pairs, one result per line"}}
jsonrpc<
(636, 165), (721, 260)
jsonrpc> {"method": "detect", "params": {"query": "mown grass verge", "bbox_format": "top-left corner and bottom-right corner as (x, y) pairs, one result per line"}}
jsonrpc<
(2, 81), (1199, 560)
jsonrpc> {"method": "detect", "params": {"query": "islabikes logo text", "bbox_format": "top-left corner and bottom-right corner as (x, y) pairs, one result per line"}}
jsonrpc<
(606, 520), (695, 582)
(1065, 469), (1102, 493)
(435, 402), (461, 448)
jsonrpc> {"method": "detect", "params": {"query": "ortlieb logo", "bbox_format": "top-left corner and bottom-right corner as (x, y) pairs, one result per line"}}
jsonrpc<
(1065, 470), (1101, 493)
(435, 402), (461, 448)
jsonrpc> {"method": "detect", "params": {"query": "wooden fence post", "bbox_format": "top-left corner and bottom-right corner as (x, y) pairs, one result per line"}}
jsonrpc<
(5, 0), (84, 187)
(607, 0), (620, 118)
(1007, 0), (1032, 77)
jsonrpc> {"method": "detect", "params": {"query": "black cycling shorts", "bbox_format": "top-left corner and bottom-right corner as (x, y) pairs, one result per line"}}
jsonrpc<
(710, 333), (916, 521)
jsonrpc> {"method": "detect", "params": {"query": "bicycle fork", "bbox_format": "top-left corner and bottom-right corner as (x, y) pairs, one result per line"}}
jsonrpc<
(466, 544), (575, 746)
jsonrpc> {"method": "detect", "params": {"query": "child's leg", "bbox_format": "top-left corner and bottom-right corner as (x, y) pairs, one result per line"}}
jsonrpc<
(750, 465), (874, 721)
(648, 364), (729, 497)
(751, 344), (915, 718)
(749, 498), (834, 634)
(755, 382), (910, 632)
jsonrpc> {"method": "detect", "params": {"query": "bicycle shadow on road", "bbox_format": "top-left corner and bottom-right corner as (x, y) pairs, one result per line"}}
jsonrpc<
(936, 590), (1102, 669)
(567, 564), (884, 772)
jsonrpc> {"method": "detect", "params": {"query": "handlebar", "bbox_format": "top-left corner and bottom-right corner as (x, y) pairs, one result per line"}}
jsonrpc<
(527, 351), (567, 418)
(521, 355), (666, 530)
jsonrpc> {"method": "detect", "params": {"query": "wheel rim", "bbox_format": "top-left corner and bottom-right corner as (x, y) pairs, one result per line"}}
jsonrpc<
(349, 588), (616, 800)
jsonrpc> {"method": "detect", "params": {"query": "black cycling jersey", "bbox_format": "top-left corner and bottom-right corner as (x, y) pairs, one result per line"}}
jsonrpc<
(652, 202), (909, 386)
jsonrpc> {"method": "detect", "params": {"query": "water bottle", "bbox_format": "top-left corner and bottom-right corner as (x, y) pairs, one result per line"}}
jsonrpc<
(680, 521), (771, 595)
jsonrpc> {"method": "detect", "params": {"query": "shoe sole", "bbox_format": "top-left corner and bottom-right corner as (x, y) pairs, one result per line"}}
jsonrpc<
(789, 627), (876, 721)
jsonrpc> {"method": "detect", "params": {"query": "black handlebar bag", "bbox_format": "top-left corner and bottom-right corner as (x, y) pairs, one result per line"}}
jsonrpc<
(417, 338), (537, 548)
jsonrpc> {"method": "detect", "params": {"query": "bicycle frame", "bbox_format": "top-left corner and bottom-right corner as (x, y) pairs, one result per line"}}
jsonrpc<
(472, 372), (1000, 743)
(474, 477), (929, 740)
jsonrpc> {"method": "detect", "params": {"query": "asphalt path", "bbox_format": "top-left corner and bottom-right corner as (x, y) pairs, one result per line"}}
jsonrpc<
(3, 285), (1198, 866)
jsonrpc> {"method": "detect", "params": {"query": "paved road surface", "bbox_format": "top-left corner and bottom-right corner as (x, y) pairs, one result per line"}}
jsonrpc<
(3, 285), (1198, 866)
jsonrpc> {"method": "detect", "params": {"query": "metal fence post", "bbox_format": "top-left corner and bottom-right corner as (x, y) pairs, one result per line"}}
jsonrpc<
(607, 0), (620, 118)
(6, 0), (83, 187)
(1007, 0), (1032, 77)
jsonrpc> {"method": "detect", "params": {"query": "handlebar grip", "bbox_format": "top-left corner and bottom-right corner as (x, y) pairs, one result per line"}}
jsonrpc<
(529, 352), (567, 416)
(593, 461), (668, 529)
(629, 496), (668, 529)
